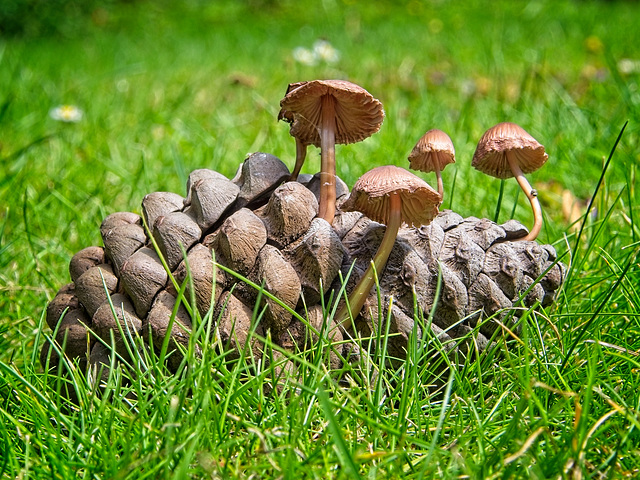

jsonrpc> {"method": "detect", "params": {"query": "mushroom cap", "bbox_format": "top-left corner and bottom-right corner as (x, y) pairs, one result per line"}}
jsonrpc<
(278, 79), (385, 148)
(472, 122), (548, 179)
(277, 81), (306, 124)
(408, 129), (456, 173)
(341, 165), (441, 227)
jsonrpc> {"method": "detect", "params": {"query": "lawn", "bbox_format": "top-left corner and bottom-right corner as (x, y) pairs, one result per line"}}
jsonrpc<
(1, 0), (640, 478)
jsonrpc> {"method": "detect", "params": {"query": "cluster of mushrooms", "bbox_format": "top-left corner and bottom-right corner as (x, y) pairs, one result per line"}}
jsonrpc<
(42, 79), (565, 385)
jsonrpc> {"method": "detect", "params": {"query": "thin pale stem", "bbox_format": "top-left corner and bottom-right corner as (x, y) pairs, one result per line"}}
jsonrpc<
(289, 138), (307, 181)
(435, 167), (444, 202)
(335, 193), (402, 326)
(506, 151), (542, 241)
(318, 94), (336, 224)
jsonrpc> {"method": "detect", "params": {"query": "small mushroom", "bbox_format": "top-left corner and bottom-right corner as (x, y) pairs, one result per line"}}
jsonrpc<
(408, 129), (456, 200)
(336, 165), (441, 324)
(279, 80), (385, 224)
(472, 122), (548, 241)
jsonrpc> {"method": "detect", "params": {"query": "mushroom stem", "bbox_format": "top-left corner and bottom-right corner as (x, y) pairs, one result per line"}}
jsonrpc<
(336, 193), (402, 326)
(506, 151), (542, 241)
(289, 138), (307, 181)
(435, 166), (444, 201)
(318, 94), (337, 224)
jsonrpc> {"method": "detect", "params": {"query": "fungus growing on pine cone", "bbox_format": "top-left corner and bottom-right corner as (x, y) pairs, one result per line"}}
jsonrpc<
(41, 87), (564, 385)
(41, 152), (566, 381)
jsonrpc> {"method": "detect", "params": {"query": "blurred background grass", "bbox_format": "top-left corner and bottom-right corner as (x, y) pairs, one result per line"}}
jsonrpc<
(1, 0), (639, 353)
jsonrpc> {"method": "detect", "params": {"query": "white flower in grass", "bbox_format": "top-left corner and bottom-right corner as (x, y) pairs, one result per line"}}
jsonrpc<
(618, 58), (640, 75)
(293, 47), (318, 66)
(313, 39), (339, 64)
(49, 105), (83, 123)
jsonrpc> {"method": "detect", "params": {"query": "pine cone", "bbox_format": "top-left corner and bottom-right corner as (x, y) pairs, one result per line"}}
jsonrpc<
(42, 152), (566, 378)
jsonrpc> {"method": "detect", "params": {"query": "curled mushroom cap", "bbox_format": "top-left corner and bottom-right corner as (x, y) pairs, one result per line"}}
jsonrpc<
(279, 80), (385, 147)
(278, 82), (310, 181)
(408, 129), (456, 199)
(472, 122), (547, 179)
(279, 79), (384, 224)
(341, 165), (441, 227)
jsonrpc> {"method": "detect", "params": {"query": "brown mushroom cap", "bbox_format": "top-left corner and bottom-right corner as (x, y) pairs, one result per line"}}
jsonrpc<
(341, 165), (441, 227)
(472, 122), (548, 179)
(279, 79), (385, 147)
(277, 81), (307, 125)
(408, 129), (456, 173)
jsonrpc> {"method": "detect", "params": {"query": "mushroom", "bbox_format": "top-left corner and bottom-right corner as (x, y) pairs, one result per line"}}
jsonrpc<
(279, 79), (385, 224)
(336, 165), (441, 325)
(472, 122), (548, 241)
(408, 128), (456, 200)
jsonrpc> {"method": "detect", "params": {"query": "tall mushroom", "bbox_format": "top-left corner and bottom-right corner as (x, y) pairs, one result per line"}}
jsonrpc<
(408, 128), (456, 201)
(279, 79), (385, 224)
(472, 122), (548, 241)
(336, 165), (441, 325)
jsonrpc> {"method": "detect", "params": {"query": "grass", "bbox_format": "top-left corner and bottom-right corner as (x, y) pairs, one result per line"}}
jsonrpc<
(1, 0), (640, 477)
